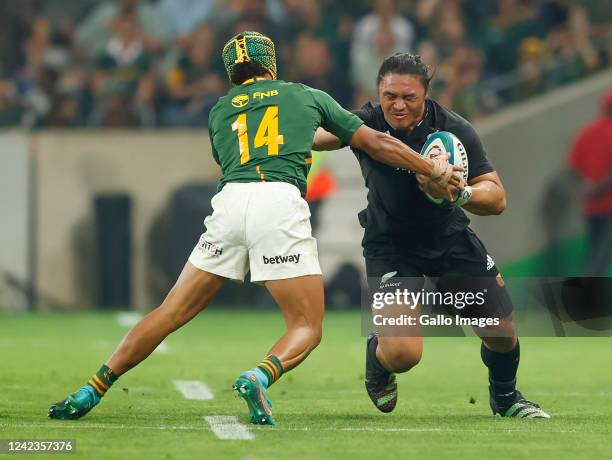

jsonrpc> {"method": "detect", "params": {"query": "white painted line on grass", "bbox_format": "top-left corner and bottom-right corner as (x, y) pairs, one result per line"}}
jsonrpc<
(173, 380), (214, 400)
(155, 341), (169, 353)
(530, 391), (612, 397)
(117, 312), (142, 327)
(16, 422), (587, 434)
(250, 427), (443, 433)
(204, 416), (254, 440)
(116, 312), (169, 353)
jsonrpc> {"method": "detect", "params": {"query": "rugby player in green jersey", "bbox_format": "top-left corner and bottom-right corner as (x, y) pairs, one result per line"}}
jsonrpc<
(48, 32), (462, 425)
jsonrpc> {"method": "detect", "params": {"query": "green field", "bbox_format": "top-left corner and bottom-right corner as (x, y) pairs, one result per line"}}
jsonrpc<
(1, 310), (611, 459)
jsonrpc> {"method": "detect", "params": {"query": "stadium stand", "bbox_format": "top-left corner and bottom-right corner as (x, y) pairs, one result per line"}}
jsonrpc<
(0, 0), (609, 128)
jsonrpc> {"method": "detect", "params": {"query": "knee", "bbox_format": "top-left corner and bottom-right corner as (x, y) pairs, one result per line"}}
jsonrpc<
(381, 347), (422, 373)
(305, 324), (322, 351)
(482, 335), (517, 352)
(479, 315), (517, 352)
(161, 292), (203, 329)
(289, 321), (322, 352)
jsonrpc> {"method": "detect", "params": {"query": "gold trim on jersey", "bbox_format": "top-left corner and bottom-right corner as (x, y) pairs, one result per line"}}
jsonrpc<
(234, 36), (250, 64)
(256, 165), (266, 181)
(241, 77), (267, 85)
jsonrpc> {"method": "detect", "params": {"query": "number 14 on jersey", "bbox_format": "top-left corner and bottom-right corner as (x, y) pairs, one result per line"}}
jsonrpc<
(231, 106), (284, 164)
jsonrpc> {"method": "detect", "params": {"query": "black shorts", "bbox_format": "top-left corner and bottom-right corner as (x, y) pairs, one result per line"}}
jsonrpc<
(365, 228), (514, 320)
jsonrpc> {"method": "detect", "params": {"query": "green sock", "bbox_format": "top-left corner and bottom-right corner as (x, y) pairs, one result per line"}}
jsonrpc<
(256, 355), (284, 386)
(88, 364), (118, 397)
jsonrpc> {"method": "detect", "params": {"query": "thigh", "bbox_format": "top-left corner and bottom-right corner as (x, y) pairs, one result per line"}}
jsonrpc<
(188, 185), (250, 282)
(436, 228), (514, 320)
(377, 302), (423, 364)
(247, 183), (322, 283)
(162, 261), (226, 318)
(366, 255), (424, 341)
(365, 254), (425, 288)
(265, 275), (324, 328)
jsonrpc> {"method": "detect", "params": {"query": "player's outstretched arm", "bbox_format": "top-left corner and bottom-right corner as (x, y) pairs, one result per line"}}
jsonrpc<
(312, 127), (343, 151)
(461, 171), (506, 215)
(349, 124), (464, 189)
(309, 89), (459, 188)
(313, 127), (462, 190)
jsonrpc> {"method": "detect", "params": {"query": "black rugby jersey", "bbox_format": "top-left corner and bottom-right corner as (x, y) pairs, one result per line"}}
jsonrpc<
(351, 99), (494, 258)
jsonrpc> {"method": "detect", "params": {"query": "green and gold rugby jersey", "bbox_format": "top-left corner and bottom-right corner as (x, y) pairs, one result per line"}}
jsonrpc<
(208, 78), (363, 196)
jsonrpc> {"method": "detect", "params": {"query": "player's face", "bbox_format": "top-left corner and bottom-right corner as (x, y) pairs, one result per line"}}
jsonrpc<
(378, 73), (427, 131)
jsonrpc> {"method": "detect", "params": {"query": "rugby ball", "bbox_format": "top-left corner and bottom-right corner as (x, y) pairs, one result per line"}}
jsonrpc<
(419, 131), (469, 206)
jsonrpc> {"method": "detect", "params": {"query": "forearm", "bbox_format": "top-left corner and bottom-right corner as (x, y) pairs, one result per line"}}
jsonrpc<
(461, 181), (506, 216)
(360, 130), (434, 175)
(315, 125), (435, 174)
(312, 127), (343, 151)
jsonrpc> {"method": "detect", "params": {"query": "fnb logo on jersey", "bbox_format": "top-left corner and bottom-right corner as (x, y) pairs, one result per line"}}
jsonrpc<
(231, 94), (249, 108)
(262, 254), (301, 265)
(253, 90), (279, 100)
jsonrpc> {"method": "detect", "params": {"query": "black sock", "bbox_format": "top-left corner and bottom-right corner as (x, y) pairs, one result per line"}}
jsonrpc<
(480, 340), (520, 399)
(368, 335), (389, 374)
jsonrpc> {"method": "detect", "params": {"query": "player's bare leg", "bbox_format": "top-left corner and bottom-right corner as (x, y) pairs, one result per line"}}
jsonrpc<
(48, 262), (225, 420)
(474, 314), (550, 418)
(265, 275), (324, 369)
(233, 275), (324, 425)
(365, 302), (423, 412)
(108, 263), (225, 374)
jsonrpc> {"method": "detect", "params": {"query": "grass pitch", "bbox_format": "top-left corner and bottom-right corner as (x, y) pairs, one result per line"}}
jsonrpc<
(1, 310), (611, 459)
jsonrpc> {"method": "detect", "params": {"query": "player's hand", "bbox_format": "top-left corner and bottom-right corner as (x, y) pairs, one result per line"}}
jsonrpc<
(428, 155), (464, 188)
(416, 172), (465, 202)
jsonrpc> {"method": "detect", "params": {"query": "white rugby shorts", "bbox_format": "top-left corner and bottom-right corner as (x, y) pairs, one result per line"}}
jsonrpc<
(188, 182), (322, 282)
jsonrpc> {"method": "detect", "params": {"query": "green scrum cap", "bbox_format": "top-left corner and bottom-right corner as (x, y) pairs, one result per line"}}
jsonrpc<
(222, 31), (277, 80)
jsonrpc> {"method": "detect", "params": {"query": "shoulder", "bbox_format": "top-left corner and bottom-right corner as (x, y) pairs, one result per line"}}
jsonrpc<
(207, 96), (227, 128)
(273, 80), (300, 90)
(291, 82), (326, 99)
(289, 83), (347, 112)
(353, 101), (383, 128)
(429, 99), (493, 177)
(430, 100), (474, 133)
(209, 96), (226, 115)
(355, 101), (380, 117)
(430, 99), (481, 143)
(278, 82), (326, 107)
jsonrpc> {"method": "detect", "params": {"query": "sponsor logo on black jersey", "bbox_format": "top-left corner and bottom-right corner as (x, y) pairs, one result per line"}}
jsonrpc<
(380, 271), (401, 289)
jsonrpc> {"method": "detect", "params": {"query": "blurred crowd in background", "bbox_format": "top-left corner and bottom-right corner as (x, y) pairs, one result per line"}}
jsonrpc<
(0, 0), (610, 129)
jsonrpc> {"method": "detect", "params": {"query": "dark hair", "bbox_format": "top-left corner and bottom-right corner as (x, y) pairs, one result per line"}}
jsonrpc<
(376, 53), (433, 91)
(230, 61), (269, 85)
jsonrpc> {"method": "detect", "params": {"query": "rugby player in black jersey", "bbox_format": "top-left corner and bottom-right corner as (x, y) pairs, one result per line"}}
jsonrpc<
(313, 53), (550, 419)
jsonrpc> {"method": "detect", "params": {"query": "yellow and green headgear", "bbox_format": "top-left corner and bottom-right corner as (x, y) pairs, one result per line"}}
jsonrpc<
(222, 31), (277, 81)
